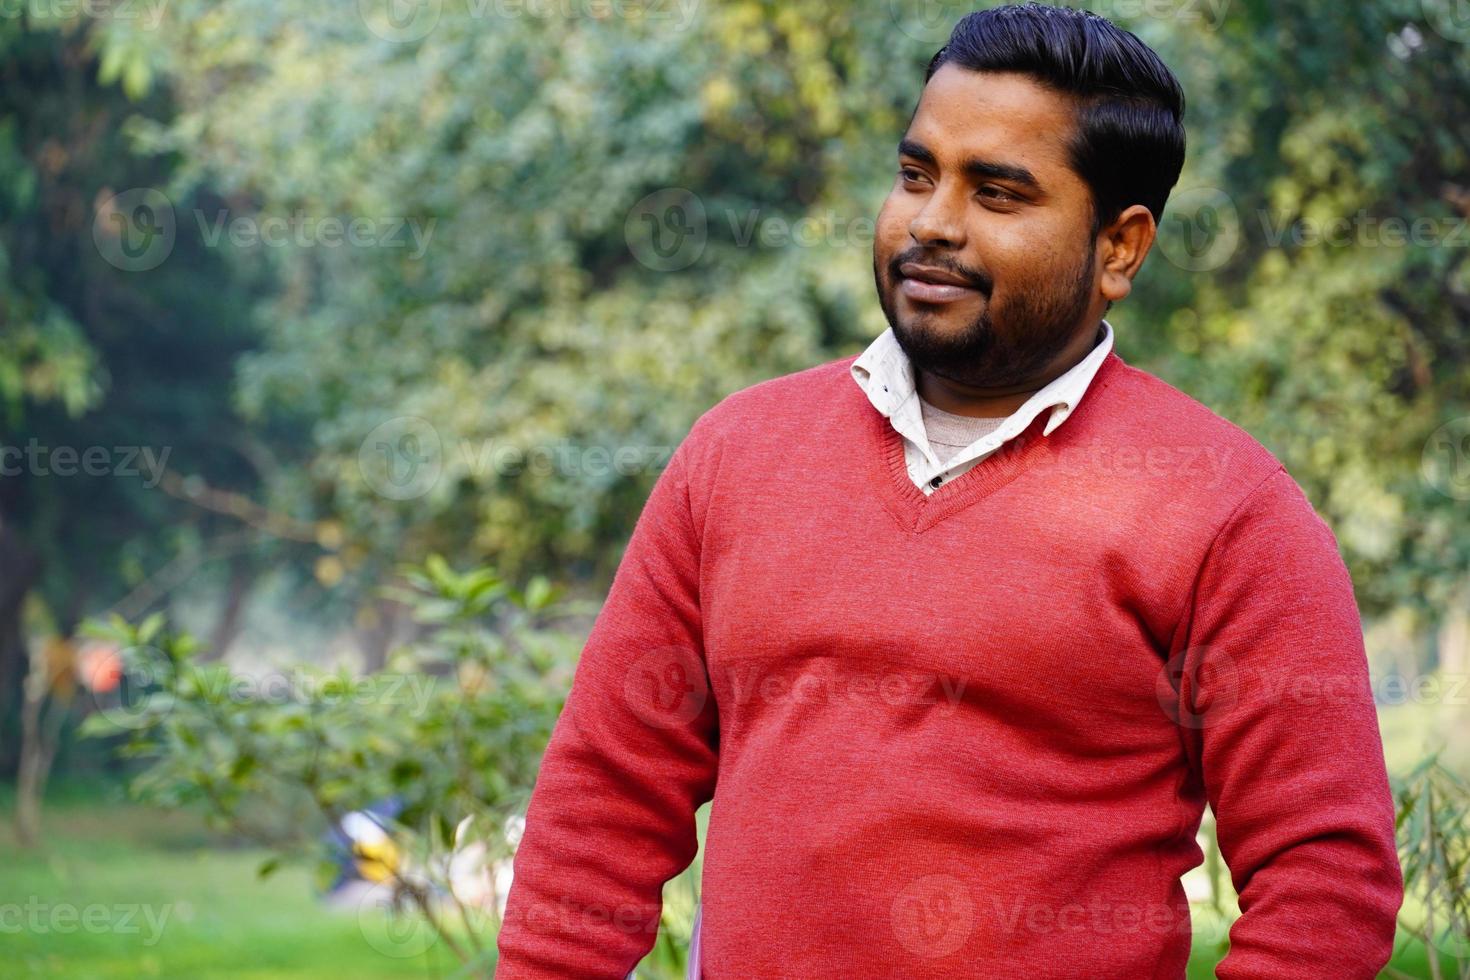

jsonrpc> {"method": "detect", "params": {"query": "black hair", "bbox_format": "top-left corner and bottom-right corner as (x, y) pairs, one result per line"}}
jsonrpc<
(924, 3), (1186, 236)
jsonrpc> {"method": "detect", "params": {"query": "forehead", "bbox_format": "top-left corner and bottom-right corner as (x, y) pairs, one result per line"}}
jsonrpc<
(905, 65), (1077, 176)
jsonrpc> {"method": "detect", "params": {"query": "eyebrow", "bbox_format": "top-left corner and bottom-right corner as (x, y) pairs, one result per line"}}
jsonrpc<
(897, 137), (1042, 191)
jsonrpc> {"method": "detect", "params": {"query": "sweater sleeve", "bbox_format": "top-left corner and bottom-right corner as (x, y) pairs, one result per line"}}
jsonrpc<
(494, 436), (719, 979)
(1173, 466), (1403, 978)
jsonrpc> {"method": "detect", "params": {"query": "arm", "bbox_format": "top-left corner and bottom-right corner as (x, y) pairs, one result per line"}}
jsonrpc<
(495, 436), (719, 979)
(1172, 467), (1403, 978)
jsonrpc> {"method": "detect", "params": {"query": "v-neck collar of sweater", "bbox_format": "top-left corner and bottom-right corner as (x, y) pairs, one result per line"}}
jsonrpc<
(860, 348), (1127, 534)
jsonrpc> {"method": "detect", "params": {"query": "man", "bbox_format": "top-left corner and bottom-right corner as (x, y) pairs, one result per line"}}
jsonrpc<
(494, 5), (1404, 978)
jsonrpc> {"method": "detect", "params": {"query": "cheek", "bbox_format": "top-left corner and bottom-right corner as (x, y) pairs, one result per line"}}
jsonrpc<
(873, 192), (912, 261)
(981, 220), (1069, 289)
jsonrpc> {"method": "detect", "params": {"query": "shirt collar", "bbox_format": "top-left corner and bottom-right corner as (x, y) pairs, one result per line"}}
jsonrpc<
(850, 318), (1114, 439)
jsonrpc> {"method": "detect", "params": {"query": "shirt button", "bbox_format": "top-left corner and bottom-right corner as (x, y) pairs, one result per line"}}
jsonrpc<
(930, 475), (943, 488)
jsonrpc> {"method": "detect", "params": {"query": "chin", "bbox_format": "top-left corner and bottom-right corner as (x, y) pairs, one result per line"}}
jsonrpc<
(897, 298), (982, 332)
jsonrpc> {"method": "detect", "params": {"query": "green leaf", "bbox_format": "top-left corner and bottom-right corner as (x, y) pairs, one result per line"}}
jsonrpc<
(137, 611), (166, 645)
(77, 712), (125, 739)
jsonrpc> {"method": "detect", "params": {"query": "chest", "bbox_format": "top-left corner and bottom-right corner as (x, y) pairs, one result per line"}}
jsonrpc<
(698, 476), (1187, 743)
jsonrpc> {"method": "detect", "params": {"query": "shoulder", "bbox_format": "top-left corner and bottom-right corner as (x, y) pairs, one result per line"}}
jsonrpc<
(1086, 355), (1347, 560)
(683, 353), (862, 448)
(1085, 354), (1286, 499)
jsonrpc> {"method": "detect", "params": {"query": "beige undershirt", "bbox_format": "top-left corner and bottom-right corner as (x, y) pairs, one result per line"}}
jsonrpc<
(918, 396), (1008, 467)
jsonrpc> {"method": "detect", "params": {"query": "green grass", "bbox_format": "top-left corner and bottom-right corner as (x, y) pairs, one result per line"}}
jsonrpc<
(0, 779), (454, 979)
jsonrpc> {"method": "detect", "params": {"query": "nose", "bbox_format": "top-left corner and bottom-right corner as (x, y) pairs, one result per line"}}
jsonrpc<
(907, 184), (967, 249)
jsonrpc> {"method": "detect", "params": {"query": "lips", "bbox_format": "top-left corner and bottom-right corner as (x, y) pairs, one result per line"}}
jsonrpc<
(897, 262), (981, 304)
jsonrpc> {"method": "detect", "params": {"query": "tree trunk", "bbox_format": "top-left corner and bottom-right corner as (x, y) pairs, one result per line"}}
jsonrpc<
(15, 636), (73, 848)
(354, 595), (417, 673)
(0, 516), (41, 777)
(205, 553), (257, 661)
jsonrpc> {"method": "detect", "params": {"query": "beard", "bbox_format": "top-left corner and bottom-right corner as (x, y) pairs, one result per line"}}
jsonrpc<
(874, 239), (1098, 390)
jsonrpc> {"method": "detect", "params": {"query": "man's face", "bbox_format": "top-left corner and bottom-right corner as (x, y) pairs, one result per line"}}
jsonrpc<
(873, 65), (1104, 389)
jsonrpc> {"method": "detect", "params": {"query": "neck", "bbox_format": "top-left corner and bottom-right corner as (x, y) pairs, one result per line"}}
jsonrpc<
(916, 320), (1105, 418)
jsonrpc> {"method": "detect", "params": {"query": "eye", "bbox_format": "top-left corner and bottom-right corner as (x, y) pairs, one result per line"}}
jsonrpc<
(898, 167), (928, 185)
(978, 185), (1019, 203)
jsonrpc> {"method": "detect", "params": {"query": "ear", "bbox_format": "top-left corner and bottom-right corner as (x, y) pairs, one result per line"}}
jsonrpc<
(1098, 204), (1157, 304)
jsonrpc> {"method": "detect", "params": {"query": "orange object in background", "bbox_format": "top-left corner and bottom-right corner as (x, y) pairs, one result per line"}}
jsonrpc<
(75, 641), (123, 694)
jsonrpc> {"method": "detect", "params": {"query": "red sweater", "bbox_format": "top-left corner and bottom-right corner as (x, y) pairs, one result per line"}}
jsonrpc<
(494, 348), (1403, 978)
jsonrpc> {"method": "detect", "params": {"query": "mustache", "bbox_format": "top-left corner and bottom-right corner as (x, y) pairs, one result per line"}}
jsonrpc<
(889, 248), (993, 295)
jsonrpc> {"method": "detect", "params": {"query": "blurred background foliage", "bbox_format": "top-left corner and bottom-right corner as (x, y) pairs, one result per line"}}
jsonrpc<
(2, 0), (1470, 975)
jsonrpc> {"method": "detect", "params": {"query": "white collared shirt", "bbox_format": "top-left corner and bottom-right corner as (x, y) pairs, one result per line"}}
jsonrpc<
(850, 319), (1115, 495)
